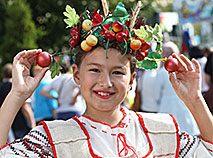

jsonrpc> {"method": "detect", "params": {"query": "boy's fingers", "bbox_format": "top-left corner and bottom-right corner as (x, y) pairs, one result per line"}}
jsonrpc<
(192, 58), (201, 73)
(14, 49), (41, 63)
(179, 54), (194, 71)
(172, 53), (188, 71)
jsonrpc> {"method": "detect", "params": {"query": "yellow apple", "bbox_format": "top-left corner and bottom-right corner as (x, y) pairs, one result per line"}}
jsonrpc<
(86, 35), (98, 47)
(81, 40), (92, 52)
(82, 19), (92, 31)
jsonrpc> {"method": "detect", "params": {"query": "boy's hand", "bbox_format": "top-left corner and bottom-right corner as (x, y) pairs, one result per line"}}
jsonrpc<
(169, 53), (202, 106)
(11, 49), (49, 100)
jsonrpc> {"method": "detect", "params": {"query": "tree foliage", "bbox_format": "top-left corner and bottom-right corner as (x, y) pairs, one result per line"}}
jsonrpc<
(0, 0), (37, 67)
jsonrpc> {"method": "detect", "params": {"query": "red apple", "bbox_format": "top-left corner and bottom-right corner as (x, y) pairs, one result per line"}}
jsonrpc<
(136, 51), (146, 61)
(37, 52), (52, 68)
(70, 26), (80, 36)
(164, 58), (179, 72)
(105, 31), (115, 42)
(116, 32), (128, 43)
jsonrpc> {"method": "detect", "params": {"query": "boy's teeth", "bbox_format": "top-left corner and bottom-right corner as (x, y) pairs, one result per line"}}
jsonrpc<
(97, 92), (110, 96)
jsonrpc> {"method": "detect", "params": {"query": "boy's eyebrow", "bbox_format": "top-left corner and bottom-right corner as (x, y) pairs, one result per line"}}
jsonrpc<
(87, 62), (127, 70)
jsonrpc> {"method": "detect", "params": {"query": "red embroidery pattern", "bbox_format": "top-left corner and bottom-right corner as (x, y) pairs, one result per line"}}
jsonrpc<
(117, 133), (138, 158)
(91, 125), (97, 129)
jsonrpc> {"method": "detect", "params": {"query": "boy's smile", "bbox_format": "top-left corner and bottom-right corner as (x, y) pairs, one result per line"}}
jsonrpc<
(72, 47), (136, 123)
(93, 90), (115, 99)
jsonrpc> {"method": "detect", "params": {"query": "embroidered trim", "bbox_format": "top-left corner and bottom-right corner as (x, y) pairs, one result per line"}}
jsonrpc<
(136, 113), (153, 158)
(169, 114), (180, 158)
(179, 133), (197, 157)
(0, 142), (8, 150)
(117, 133), (138, 158)
(200, 135), (213, 145)
(79, 107), (128, 129)
(72, 117), (102, 158)
(39, 121), (57, 158)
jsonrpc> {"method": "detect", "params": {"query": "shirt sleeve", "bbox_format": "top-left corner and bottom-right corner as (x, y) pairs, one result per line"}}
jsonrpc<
(179, 132), (213, 157)
(0, 125), (54, 158)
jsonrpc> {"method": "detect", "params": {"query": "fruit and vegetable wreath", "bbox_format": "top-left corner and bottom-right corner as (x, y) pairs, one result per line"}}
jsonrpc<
(36, 0), (179, 78)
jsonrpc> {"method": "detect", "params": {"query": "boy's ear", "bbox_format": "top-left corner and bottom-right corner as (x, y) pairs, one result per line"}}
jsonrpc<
(129, 72), (136, 89)
(72, 64), (80, 85)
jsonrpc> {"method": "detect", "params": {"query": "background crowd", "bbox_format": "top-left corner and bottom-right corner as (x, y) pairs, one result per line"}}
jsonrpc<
(0, 0), (213, 142)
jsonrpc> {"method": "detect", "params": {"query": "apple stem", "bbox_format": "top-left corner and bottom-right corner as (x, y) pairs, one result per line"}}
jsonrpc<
(121, 39), (128, 58)
(106, 39), (109, 59)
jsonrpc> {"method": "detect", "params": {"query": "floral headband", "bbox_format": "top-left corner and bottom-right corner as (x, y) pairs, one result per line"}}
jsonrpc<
(43, 1), (166, 78)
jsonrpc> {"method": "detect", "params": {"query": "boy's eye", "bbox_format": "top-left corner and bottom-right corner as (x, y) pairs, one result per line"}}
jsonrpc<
(89, 68), (100, 72)
(113, 71), (125, 75)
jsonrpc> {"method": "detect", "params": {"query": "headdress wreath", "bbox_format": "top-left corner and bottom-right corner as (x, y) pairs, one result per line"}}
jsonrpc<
(48, 0), (166, 78)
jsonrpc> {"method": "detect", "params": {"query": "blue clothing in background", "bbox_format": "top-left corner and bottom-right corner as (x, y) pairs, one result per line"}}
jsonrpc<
(31, 81), (58, 123)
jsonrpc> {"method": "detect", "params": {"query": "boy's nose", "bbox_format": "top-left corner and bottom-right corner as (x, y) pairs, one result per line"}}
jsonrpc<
(98, 73), (113, 88)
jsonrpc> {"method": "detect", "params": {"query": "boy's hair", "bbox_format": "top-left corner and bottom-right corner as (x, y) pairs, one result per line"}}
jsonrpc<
(74, 46), (136, 74)
(2, 63), (12, 79)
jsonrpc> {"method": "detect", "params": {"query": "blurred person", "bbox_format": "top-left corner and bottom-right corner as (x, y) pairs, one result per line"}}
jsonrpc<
(31, 65), (58, 124)
(40, 62), (85, 120)
(0, 63), (14, 142)
(132, 69), (159, 113)
(154, 42), (200, 136)
(189, 46), (209, 94)
(204, 47), (213, 86)
(12, 98), (36, 139)
(0, 63), (36, 139)
(204, 47), (213, 114)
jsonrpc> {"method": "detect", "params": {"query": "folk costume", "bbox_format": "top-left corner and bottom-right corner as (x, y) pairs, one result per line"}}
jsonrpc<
(0, 107), (213, 157)
(1, 1), (213, 158)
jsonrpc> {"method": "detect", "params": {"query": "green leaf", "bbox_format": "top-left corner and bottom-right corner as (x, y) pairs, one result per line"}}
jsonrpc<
(147, 52), (162, 59)
(112, 2), (128, 17)
(156, 42), (162, 52)
(153, 24), (163, 42)
(49, 58), (62, 78)
(134, 25), (153, 42)
(137, 59), (158, 70)
(63, 5), (79, 28)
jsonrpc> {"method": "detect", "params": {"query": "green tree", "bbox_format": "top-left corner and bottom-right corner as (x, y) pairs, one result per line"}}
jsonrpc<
(0, 0), (37, 67)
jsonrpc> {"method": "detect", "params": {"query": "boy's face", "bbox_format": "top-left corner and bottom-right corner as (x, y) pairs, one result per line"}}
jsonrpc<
(72, 47), (136, 114)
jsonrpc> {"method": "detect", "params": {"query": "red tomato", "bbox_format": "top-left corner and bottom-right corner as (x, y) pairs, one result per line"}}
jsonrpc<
(164, 58), (179, 72)
(37, 52), (52, 68)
